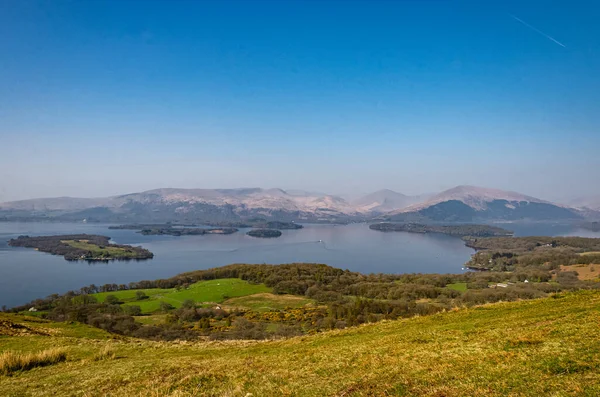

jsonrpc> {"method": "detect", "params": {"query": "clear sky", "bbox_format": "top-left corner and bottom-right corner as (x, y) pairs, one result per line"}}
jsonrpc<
(1, 0), (599, 203)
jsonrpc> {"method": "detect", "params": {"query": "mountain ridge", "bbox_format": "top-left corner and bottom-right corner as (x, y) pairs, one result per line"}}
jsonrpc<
(385, 185), (581, 222)
(0, 185), (590, 223)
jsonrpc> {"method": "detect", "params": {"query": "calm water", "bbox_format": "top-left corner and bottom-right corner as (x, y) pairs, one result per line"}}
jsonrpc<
(1, 222), (598, 308)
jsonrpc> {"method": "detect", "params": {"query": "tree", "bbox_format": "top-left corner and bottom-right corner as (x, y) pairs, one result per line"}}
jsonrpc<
(135, 291), (148, 301)
(181, 299), (195, 309)
(105, 295), (119, 305)
(123, 305), (142, 316)
(159, 301), (174, 312)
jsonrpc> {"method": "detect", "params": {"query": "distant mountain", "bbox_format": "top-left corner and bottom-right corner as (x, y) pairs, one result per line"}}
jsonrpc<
(384, 185), (582, 222)
(0, 188), (363, 223)
(569, 195), (600, 211)
(351, 189), (423, 213)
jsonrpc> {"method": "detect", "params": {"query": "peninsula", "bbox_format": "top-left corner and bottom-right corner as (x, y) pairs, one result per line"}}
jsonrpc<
(369, 222), (513, 237)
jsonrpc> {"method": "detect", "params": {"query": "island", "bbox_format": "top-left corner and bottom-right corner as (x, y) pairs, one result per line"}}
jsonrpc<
(256, 221), (302, 230)
(369, 222), (513, 237)
(8, 234), (154, 261)
(246, 229), (282, 238)
(109, 224), (238, 236)
(207, 221), (302, 229)
(138, 227), (238, 236)
(110, 221), (302, 235)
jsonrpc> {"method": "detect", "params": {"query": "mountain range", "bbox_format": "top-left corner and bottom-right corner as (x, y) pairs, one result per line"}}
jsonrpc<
(0, 185), (596, 223)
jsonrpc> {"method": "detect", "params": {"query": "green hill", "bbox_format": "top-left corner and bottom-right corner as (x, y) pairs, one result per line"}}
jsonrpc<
(1, 291), (599, 396)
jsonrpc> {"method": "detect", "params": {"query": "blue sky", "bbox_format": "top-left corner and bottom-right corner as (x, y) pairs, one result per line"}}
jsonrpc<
(1, 0), (599, 202)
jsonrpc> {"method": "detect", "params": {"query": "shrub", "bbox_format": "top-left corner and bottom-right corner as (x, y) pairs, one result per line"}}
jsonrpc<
(0, 348), (67, 376)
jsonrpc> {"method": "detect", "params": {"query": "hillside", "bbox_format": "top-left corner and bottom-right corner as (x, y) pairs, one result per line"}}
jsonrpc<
(386, 185), (582, 222)
(1, 291), (599, 396)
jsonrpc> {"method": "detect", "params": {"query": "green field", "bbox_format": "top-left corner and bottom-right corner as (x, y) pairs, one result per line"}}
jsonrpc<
(93, 278), (271, 313)
(1, 291), (599, 396)
(223, 293), (314, 312)
(63, 240), (141, 259)
(446, 282), (467, 292)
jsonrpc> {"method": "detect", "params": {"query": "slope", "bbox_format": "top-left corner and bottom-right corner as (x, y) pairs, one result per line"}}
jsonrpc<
(1, 291), (599, 396)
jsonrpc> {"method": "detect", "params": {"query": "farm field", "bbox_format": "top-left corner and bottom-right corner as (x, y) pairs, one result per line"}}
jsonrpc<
(93, 279), (271, 313)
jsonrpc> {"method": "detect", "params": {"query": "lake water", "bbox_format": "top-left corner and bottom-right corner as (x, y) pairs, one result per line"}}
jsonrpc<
(1, 221), (598, 308)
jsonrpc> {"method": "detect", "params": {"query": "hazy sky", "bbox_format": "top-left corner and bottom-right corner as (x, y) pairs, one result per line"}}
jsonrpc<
(1, 0), (599, 203)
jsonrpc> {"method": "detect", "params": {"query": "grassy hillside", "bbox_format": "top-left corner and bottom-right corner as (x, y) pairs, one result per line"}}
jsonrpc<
(93, 278), (271, 313)
(2, 291), (600, 396)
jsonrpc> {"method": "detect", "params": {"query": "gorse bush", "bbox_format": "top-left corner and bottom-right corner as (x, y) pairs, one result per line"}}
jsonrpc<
(0, 348), (67, 375)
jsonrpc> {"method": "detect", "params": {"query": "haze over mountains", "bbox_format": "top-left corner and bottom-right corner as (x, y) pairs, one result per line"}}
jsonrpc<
(350, 189), (427, 213)
(1, 185), (596, 224)
(569, 195), (600, 211)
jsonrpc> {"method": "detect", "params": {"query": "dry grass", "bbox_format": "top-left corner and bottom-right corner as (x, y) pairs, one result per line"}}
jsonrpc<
(560, 264), (600, 280)
(92, 345), (116, 361)
(223, 293), (314, 311)
(0, 348), (66, 376)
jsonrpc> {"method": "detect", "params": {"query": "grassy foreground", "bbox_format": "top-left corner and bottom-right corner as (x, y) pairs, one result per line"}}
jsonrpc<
(2, 291), (600, 396)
